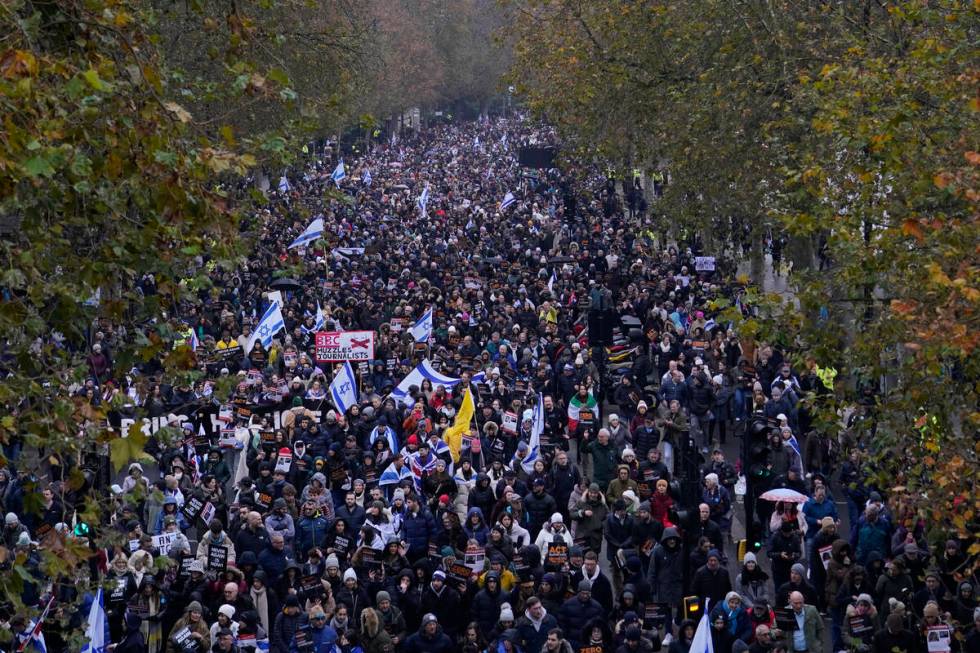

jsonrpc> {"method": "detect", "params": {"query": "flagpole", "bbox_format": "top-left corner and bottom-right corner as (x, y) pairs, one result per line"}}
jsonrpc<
(17, 595), (55, 653)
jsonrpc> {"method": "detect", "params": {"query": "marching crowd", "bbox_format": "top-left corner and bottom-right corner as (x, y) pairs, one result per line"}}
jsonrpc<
(0, 116), (977, 653)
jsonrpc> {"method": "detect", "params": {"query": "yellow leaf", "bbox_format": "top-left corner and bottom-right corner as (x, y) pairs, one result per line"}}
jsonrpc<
(163, 101), (192, 123)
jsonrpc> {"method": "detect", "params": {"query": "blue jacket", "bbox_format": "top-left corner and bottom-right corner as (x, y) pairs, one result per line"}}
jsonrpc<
(295, 515), (329, 556)
(289, 622), (339, 653)
(802, 497), (838, 535)
(401, 508), (437, 554)
(258, 545), (290, 579)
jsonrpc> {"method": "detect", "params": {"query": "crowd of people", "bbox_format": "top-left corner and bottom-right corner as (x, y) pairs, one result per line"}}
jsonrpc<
(0, 116), (977, 653)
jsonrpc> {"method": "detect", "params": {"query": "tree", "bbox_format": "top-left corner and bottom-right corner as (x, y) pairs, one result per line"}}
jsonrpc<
(508, 0), (978, 553)
(0, 0), (365, 629)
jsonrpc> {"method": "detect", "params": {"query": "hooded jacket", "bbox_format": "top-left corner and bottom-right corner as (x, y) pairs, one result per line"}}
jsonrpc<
(403, 621), (454, 653)
(647, 527), (685, 604)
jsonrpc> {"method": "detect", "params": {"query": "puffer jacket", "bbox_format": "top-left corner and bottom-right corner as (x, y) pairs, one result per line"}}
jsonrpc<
(401, 507), (437, 554)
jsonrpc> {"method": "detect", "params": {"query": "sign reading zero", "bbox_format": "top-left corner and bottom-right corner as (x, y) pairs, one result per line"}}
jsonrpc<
(314, 331), (375, 362)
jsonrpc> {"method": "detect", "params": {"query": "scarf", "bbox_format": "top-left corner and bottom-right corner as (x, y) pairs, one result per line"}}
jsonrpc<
(251, 586), (270, 634)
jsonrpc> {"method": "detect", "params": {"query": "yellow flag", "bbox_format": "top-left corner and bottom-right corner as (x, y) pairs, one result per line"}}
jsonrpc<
(443, 387), (474, 463)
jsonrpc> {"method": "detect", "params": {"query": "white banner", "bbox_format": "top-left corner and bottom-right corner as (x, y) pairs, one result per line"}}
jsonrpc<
(694, 256), (716, 271)
(315, 330), (375, 362)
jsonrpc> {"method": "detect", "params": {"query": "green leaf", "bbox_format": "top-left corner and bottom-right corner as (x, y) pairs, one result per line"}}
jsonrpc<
(109, 424), (149, 473)
(82, 69), (106, 91)
(22, 154), (56, 177)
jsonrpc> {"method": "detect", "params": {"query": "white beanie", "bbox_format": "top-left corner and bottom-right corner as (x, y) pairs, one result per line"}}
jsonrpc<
(499, 602), (514, 622)
(218, 604), (236, 619)
(343, 568), (357, 582)
(550, 512), (563, 524)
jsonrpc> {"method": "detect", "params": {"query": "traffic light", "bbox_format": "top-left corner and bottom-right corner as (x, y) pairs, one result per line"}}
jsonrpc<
(683, 596), (701, 620)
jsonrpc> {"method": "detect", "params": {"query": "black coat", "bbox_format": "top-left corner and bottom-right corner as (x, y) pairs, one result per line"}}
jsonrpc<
(690, 565), (732, 609)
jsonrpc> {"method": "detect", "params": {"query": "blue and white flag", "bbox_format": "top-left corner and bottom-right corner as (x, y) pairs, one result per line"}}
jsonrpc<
(18, 597), (54, 653)
(379, 460), (413, 487)
(518, 393), (544, 474)
(80, 589), (108, 653)
(409, 307), (433, 343)
(302, 301), (326, 335)
(362, 168), (372, 186)
(417, 183), (430, 215)
(390, 359), (463, 406)
(369, 425), (399, 452)
(188, 328), (200, 351)
(331, 160), (346, 186)
(548, 271), (557, 295)
(473, 135), (480, 147)
(500, 191), (516, 211)
(277, 175), (291, 193)
(329, 361), (359, 415)
(288, 216), (324, 249)
(501, 132), (508, 149)
(249, 301), (285, 351)
(689, 603), (714, 653)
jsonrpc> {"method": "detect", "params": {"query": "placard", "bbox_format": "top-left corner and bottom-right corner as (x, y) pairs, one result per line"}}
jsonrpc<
(128, 538), (141, 552)
(300, 574), (324, 600)
(819, 545), (833, 570)
(255, 493), (272, 511)
(333, 535), (351, 555)
(153, 532), (178, 556)
(172, 625), (201, 653)
(546, 542), (569, 569)
(260, 431), (277, 450)
(447, 562), (473, 584)
(182, 496), (204, 523)
(644, 602), (669, 629)
(501, 411), (518, 434)
(180, 557), (195, 577)
(848, 617), (874, 639)
(314, 331), (375, 362)
(199, 502), (216, 526)
(773, 607), (797, 631)
(292, 625), (315, 653)
(577, 409), (595, 426)
(275, 452), (292, 474)
(207, 543), (228, 572)
(694, 256), (716, 271)
(464, 546), (486, 573)
(927, 625), (951, 652)
(110, 576), (128, 603)
(359, 548), (381, 570)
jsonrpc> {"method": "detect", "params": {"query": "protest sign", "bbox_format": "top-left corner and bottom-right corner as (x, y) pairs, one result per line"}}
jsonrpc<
(314, 330), (375, 362)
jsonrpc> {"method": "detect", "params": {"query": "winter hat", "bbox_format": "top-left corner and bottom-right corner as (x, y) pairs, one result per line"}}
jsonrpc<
(393, 488), (405, 502)
(421, 613), (439, 627)
(284, 595), (301, 608)
(622, 447), (636, 459)
(4, 513), (17, 525)
(821, 516), (835, 528)
(637, 401), (648, 411)
(186, 601), (203, 614)
(706, 549), (722, 561)
(343, 568), (357, 583)
(791, 563), (806, 578)
(609, 414), (619, 422)
(885, 613), (904, 632)
(625, 626), (642, 642)
(499, 602), (514, 622)
(376, 590), (391, 604)
(856, 593), (873, 606)
(218, 604), (236, 619)
(325, 553), (340, 569)
(432, 570), (446, 581)
(578, 579), (592, 593)
(743, 552), (757, 565)
(588, 483), (600, 492)
(550, 512), (564, 524)
(923, 601), (940, 618)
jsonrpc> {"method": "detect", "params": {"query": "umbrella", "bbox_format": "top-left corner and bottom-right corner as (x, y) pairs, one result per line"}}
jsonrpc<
(270, 277), (302, 291)
(759, 488), (809, 504)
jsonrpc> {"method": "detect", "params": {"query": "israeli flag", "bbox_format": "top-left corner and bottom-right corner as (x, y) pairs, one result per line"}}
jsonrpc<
(689, 603), (714, 653)
(548, 271), (557, 295)
(500, 191), (516, 211)
(288, 216), (324, 249)
(379, 460), (413, 487)
(390, 360), (463, 406)
(409, 307), (433, 343)
(518, 393), (545, 474)
(501, 132), (508, 148)
(301, 301), (326, 335)
(363, 168), (372, 186)
(277, 175), (291, 193)
(329, 361), (359, 415)
(369, 425), (399, 452)
(249, 301), (285, 350)
(417, 183), (430, 215)
(188, 329), (200, 351)
(331, 160), (346, 186)
(80, 589), (108, 653)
